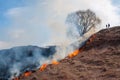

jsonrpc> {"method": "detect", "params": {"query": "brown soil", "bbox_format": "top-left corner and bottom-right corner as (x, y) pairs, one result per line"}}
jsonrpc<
(19, 26), (120, 80)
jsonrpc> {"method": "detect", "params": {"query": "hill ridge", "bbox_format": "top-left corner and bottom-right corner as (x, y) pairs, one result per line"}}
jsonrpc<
(20, 26), (120, 80)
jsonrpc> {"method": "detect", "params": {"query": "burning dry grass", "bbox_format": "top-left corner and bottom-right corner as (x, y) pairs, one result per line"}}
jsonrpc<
(39, 64), (47, 71)
(39, 60), (59, 72)
(13, 34), (96, 80)
(68, 49), (82, 58)
(24, 71), (32, 77)
(13, 71), (32, 80)
(15, 27), (120, 80)
(68, 34), (96, 58)
(52, 60), (59, 65)
(38, 35), (97, 73)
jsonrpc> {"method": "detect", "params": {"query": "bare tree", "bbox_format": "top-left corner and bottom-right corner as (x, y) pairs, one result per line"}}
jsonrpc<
(66, 9), (101, 36)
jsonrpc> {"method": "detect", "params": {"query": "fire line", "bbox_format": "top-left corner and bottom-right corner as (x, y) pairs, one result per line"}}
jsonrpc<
(13, 34), (96, 80)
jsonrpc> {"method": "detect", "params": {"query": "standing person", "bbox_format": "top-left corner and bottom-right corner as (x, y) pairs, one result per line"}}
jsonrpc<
(106, 24), (108, 28)
(108, 24), (110, 28)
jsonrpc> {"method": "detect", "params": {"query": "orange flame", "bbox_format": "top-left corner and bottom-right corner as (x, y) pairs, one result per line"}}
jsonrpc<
(68, 49), (80, 58)
(52, 60), (59, 65)
(39, 64), (47, 71)
(24, 71), (32, 77)
(68, 47), (84, 58)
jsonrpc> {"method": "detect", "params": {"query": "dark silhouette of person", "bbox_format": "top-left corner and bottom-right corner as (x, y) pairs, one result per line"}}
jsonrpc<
(108, 24), (110, 28)
(106, 23), (110, 28)
(106, 24), (107, 28)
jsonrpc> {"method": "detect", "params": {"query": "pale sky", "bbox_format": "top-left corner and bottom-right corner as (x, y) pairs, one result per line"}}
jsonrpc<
(0, 0), (120, 49)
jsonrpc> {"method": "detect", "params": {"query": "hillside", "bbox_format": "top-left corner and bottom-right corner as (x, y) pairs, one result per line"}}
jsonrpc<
(19, 26), (120, 80)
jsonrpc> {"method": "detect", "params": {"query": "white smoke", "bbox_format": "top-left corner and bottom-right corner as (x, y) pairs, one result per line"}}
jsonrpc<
(46, 0), (120, 31)
(4, 0), (120, 49)
(0, 41), (10, 49)
(0, 0), (120, 79)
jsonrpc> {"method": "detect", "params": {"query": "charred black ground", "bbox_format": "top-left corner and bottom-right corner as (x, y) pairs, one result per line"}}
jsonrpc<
(19, 26), (120, 80)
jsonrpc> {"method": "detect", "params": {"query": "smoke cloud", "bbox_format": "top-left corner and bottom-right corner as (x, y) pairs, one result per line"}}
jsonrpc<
(0, 41), (10, 49)
(3, 0), (119, 49)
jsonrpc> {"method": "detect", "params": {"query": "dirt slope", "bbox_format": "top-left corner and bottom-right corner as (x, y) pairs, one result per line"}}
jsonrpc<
(19, 26), (120, 80)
